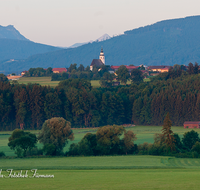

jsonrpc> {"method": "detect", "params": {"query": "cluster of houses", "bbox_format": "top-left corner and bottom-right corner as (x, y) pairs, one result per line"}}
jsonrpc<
(89, 48), (171, 77)
(7, 48), (172, 80)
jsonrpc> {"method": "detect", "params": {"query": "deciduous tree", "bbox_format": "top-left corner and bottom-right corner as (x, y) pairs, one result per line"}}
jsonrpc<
(116, 65), (130, 84)
(182, 130), (200, 150)
(8, 129), (37, 157)
(38, 117), (74, 155)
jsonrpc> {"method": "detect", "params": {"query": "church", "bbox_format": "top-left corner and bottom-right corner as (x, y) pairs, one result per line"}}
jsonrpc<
(90, 48), (105, 71)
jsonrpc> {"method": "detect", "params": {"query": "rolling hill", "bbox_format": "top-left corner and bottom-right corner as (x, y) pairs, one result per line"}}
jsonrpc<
(2, 15), (200, 73)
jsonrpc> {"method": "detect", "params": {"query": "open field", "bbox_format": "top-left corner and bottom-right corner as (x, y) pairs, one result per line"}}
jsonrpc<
(1, 168), (200, 190)
(17, 77), (60, 87)
(17, 77), (149, 88)
(0, 126), (199, 156)
(1, 155), (200, 170)
(1, 126), (200, 189)
(1, 156), (200, 189)
(17, 77), (102, 87)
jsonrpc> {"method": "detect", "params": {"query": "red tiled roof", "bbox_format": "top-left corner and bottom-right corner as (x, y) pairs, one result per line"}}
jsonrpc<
(184, 121), (200, 124)
(111, 65), (139, 70)
(52, 68), (67, 72)
(147, 66), (171, 70)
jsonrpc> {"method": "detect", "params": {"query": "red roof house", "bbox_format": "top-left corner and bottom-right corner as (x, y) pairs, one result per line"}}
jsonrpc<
(52, 68), (67, 73)
(183, 121), (200, 128)
(111, 65), (139, 72)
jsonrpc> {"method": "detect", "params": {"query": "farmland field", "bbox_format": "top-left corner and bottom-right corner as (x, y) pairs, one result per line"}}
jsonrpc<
(17, 77), (149, 88)
(17, 77), (101, 88)
(1, 156), (200, 189)
(17, 77), (60, 87)
(1, 126), (200, 189)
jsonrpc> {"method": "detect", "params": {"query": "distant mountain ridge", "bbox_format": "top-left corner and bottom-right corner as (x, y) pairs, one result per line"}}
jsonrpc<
(0, 25), (61, 67)
(0, 25), (28, 41)
(68, 34), (111, 48)
(2, 15), (200, 73)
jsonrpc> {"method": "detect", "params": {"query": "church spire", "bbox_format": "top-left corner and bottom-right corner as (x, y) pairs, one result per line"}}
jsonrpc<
(99, 47), (105, 64)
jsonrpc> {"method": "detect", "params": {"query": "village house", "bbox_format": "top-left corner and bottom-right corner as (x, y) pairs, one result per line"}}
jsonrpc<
(183, 121), (200, 128)
(110, 65), (139, 74)
(21, 71), (28, 76)
(147, 66), (170, 73)
(52, 68), (67, 73)
(7, 75), (22, 80)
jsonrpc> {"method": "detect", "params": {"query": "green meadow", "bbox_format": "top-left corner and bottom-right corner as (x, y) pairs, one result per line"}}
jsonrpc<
(17, 77), (102, 88)
(0, 126), (198, 156)
(1, 169), (200, 190)
(1, 156), (200, 190)
(17, 76), (149, 88)
(17, 77), (60, 87)
(1, 126), (200, 189)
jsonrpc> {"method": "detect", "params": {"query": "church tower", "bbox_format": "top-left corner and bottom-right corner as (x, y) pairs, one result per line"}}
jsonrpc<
(99, 48), (105, 64)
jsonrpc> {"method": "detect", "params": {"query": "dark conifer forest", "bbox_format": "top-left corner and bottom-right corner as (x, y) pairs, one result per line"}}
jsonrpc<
(1, 70), (200, 130)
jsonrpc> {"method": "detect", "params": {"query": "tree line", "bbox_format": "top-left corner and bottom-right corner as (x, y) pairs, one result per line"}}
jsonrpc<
(1, 64), (200, 130)
(4, 114), (200, 158)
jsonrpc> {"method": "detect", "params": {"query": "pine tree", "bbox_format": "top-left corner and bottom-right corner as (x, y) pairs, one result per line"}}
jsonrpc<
(161, 113), (175, 151)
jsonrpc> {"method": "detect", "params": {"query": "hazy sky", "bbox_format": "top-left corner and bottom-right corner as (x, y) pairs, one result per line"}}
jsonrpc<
(0, 0), (200, 47)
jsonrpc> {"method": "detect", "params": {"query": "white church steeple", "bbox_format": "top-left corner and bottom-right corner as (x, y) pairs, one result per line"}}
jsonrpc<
(99, 48), (105, 64)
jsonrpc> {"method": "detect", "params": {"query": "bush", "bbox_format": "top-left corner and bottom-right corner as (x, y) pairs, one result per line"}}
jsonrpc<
(0, 151), (5, 157)
(192, 151), (199, 158)
(68, 143), (79, 156)
(191, 141), (200, 154)
(26, 147), (43, 156)
(138, 142), (151, 155)
(15, 147), (23, 157)
(182, 130), (200, 150)
(43, 144), (56, 156)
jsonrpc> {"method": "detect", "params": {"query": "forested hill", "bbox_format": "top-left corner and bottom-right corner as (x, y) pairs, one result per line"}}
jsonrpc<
(2, 15), (200, 73)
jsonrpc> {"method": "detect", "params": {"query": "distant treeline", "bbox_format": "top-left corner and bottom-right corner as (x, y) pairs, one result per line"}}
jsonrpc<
(1, 66), (200, 130)
(23, 64), (110, 81)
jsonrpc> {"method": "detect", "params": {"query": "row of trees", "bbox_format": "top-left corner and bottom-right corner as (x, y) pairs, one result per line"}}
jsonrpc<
(6, 114), (200, 158)
(7, 117), (136, 157)
(51, 63), (110, 81)
(68, 125), (137, 156)
(7, 117), (74, 157)
(1, 68), (200, 130)
(24, 67), (53, 77)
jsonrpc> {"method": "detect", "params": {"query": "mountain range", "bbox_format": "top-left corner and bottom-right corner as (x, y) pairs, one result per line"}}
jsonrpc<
(68, 34), (111, 48)
(1, 15), (200, 73)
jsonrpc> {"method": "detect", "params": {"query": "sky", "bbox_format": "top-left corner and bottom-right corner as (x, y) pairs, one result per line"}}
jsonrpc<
(0, 0), (200, 47)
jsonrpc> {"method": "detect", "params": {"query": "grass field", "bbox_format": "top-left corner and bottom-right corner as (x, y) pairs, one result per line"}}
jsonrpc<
(17, 77), (150, 88)
(17, 77), (102, 88)
(1, 126), (200, 189)
(1, 168), (200, 190)
(1, 155), (200, 170)
(1, 156), (200, 189)
(17, 77), (60, 87)
(0, 126), (198, 156)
